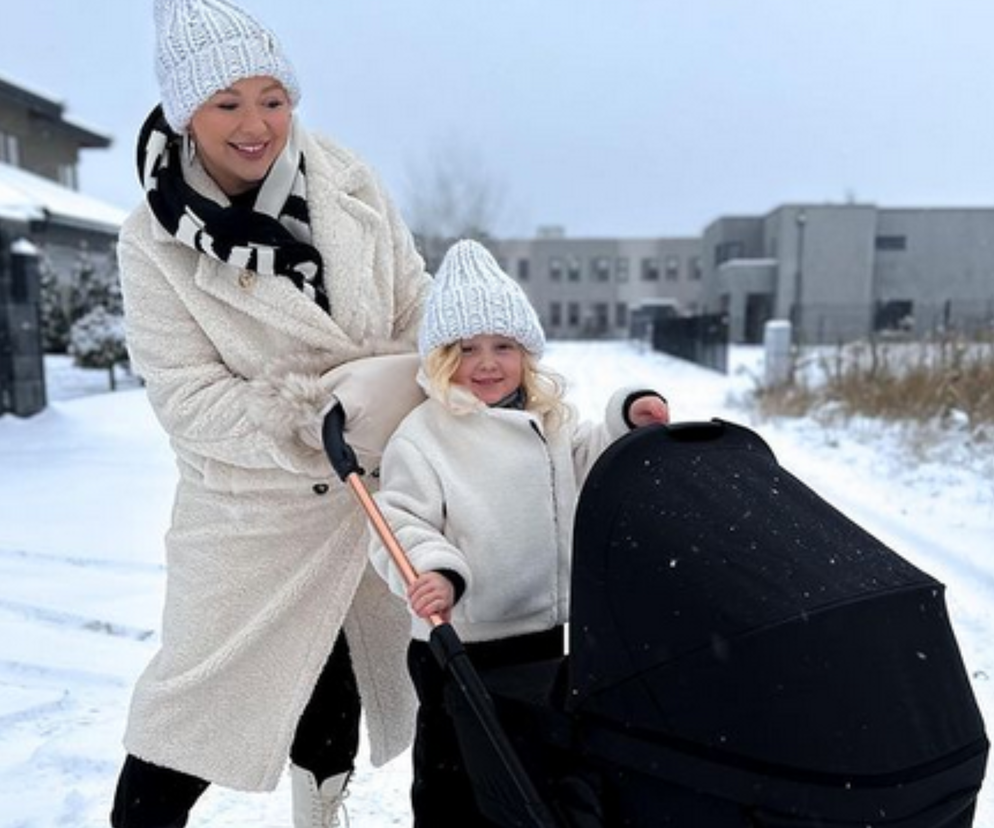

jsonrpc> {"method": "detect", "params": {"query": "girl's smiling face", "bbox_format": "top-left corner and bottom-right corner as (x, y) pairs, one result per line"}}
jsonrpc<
(188, 76), (292, 196)
(452, 335), (525, 405)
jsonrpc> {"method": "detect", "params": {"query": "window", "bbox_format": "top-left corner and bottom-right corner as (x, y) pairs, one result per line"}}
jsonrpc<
(665, 255), (680, 281)
(0, 131), (20, 166)
(567, 302), (580, 326)
(689, 256), (703, 281)
(641, 257), (660, 281)
(874, 299), (914, 331)
(875, 235), (907, 251)
(592, 302), (609, 332)
(591, 256), (611, 282)
(549, 257), (564, 281)
(615, 257), (630, 282)
(550, 302), (562, 327)
(58, 163), (79, 190)
(714, 240), (745, 266)
(567, 257), (581, 282)
(615, 302), (628, 328)
(517, 259), (530, 281)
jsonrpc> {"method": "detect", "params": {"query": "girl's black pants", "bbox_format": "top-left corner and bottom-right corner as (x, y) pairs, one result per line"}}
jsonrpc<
(406, 625), (565, 828)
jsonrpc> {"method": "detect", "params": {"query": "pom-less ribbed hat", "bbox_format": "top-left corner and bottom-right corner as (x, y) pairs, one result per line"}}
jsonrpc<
(419, 240), (546, 358)
(154, 0), (301, 133)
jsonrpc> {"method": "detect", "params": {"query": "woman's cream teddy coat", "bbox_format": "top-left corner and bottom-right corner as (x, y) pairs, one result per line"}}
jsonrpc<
(117, 127), (430, 792)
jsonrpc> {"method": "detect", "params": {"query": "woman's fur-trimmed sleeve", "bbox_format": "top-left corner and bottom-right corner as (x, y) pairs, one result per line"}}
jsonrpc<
(246, 353), (334, 453)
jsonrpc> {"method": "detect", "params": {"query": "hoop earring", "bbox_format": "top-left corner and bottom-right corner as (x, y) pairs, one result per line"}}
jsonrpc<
(183, 132), (197, 163)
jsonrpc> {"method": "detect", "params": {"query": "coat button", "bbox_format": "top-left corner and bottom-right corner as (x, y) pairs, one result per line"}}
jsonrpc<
(312, 483), (330, 495)
(238, 269), (256, 289)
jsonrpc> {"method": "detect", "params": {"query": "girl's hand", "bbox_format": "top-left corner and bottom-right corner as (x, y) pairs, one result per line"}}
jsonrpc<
(408, 572), (455, 622)
(629, 394), (670, 427)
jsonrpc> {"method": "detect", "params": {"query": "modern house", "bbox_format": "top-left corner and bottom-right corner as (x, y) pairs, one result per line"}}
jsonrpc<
(0, 73), (124, 266)
(0, 74), (126, 416)
(0, 74), (112, 189)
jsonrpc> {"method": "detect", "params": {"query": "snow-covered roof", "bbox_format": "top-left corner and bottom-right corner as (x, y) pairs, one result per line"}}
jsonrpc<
(720, 257), (779, 268)
(62, 114), (113, 146)
(0, 73), (112, 146)
(0, 162), (127, 233)
(0, 71), (64, 110)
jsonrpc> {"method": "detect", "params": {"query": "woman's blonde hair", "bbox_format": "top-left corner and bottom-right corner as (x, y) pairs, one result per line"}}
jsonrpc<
(424, 342), (571, 432)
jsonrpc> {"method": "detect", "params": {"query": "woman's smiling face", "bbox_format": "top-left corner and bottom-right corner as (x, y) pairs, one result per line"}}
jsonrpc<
(188, 76), (292, 196)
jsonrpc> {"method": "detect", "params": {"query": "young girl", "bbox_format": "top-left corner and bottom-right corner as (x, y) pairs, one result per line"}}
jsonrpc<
(369, 239), (669, 826)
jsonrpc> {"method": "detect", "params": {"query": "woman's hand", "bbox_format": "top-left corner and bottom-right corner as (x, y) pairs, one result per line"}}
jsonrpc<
(408, 571), (455, 622)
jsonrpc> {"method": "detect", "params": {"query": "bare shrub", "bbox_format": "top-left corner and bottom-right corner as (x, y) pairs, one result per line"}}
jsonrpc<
(756, 332), (994, 429)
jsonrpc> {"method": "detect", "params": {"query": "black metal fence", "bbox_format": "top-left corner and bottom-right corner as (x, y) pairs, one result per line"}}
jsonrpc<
(632, 311), (730, 374)
(792, 300), (994, 345)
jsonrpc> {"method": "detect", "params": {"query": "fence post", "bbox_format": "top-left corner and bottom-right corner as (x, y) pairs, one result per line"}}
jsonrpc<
(763, 319), (793, 389)
(0, 236), (46, 417)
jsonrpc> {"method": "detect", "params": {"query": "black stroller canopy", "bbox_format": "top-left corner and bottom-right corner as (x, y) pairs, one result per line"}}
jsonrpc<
(568, 421), (987, 784)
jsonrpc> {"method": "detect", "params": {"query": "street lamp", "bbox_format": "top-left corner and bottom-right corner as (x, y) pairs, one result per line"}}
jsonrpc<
(791, 209), (807, 340)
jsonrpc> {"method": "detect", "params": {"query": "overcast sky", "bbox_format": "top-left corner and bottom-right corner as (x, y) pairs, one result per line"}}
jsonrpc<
(3, 1), (994, 238)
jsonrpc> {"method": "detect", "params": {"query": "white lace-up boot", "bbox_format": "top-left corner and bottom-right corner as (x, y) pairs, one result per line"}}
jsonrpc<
(290, 764), (351, 828)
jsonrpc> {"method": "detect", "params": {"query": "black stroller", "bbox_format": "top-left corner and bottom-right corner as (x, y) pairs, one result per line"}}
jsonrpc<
(325, 413), (988, 827)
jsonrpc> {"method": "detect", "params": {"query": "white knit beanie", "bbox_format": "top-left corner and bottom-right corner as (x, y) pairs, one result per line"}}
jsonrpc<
(418, 240), (546, 358)
(154, 0), (301, 133)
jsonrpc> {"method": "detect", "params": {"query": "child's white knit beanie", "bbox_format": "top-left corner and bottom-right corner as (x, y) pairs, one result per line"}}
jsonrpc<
(154, 0), (301, 133)
(419, 239), (546, 358)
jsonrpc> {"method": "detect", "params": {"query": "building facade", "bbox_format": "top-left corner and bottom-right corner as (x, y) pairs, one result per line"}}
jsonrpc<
(0, 74), (124, 289)
(486, 204), (994, 346)
(0, 74), (111, 190)
(490, 228), (703, 340)
(700, 204), (994, 344)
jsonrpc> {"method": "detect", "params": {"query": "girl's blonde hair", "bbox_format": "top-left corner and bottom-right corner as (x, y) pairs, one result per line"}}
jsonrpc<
(424, 342), (571, 432)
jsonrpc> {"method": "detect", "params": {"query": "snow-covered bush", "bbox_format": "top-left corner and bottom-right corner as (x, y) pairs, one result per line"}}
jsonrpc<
(40, 250), (123, 354)
(39, 256), (72, 352)
(68, 307), (129, 390)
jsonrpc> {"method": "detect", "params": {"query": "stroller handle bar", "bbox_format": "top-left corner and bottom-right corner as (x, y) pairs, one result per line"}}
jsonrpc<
(322, 405), (442, 626)
(322, 404), (362, 481)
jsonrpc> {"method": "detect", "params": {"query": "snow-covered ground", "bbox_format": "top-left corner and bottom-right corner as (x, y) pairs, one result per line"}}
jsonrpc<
(0, 343), (990, 827)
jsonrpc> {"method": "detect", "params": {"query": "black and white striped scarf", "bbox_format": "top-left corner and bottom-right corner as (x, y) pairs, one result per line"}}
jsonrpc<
(136, 105), (329, 313)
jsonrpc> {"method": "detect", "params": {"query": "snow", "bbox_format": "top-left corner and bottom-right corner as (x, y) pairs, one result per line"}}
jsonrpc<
(0, 343), (990, 827)
(0, 161), (127, 233)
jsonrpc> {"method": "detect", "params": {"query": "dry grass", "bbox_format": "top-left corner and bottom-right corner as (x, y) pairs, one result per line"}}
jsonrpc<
(754, 334), (994, 431)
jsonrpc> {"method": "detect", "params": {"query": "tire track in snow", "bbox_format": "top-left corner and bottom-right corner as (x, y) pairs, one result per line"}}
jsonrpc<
(0, 546), (163, 575)
(0, 659), (125, 739)
(0, 545), (159, 740)
(0, 694), (69, 731)
(0, 659), (130, 690)
(0, 598), (155, 641)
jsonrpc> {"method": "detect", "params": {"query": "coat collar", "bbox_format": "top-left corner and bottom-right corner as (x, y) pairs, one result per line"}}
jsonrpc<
(152, 126), (388, 351)
(419, 372), (546, 434)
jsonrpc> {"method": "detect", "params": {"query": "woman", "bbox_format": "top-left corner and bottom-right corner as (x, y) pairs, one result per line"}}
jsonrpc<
(110, 1), (431, 826)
